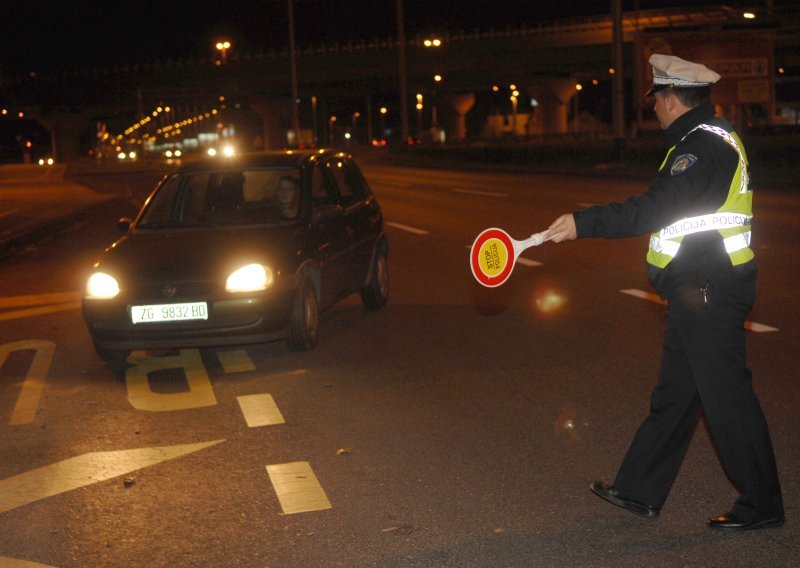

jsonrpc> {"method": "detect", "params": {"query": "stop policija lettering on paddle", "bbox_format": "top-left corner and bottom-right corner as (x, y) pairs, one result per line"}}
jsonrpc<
(484, 241), (502, 272)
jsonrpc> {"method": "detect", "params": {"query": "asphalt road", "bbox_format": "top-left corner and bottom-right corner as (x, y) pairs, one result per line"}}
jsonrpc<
(0, 161), (797, 567)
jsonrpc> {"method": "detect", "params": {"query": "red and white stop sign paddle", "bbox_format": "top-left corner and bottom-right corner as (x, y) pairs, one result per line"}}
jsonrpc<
(470, 227), (556, 287)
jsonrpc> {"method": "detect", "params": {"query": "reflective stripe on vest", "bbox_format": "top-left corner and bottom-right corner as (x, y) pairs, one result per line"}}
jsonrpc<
(693, 124), (750, 195)
(647, 122), (754, 268)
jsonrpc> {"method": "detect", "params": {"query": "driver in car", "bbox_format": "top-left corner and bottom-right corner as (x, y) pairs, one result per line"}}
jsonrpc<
(275, 176), (301, 218)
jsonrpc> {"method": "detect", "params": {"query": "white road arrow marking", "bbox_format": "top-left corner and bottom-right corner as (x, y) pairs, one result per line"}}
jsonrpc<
(0, 440), (225, 514)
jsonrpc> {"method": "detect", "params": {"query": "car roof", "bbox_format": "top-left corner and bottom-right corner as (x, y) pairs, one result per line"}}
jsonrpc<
(173, 148), (351, 174)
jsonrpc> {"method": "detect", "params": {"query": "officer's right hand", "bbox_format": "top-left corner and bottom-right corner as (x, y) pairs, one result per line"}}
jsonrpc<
(544, 214), (577, 243)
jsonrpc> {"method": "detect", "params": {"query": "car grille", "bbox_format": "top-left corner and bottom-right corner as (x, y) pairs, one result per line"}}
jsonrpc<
(129, 281), (217, 299)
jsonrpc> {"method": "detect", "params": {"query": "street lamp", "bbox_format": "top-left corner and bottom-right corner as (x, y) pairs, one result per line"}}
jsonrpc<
(352, 112), (361, 145)
(215, 40), (231, 65)
(379, 107), (388, 143)
(329, 115), (337, 145)
(510, 93), (518, 136)
(415, 93), (423, 139)
(311, 96), (318, 146)
(432, 75), (442, 128)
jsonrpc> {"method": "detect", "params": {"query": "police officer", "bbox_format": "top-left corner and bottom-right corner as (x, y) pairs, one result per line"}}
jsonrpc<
(545, 54), (784, 531)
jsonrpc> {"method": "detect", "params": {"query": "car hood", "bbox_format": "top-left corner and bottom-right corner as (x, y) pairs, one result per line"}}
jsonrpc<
(96, 225), (303, 284)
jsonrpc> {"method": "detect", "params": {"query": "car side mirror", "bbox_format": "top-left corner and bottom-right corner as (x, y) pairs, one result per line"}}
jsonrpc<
(117, 218), (132, 233)
(312, 204), (344, 224)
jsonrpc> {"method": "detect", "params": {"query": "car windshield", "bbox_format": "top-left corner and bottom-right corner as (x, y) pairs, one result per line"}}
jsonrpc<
(137, 167), (303, 228)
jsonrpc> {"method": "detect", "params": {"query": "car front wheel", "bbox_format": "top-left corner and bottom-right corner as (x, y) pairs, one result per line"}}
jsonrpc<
(287, 277), (319, 350)
(360, 249), (389, 309)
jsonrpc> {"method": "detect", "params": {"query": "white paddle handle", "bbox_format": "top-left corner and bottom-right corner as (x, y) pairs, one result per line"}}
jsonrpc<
(519, 231), (559, 250)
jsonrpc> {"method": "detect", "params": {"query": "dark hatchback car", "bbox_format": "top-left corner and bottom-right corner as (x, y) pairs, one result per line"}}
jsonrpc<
(82, 149), (388, 362)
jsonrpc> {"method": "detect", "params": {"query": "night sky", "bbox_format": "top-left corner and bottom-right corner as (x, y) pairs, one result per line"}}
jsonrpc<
(1, 0), (773, 77)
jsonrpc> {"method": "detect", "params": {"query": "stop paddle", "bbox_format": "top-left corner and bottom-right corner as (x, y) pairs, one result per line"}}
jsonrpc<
(470, 227), (558, 287)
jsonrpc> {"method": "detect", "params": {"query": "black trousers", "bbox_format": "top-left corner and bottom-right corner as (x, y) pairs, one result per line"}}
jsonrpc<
(612, 275), (784, 520)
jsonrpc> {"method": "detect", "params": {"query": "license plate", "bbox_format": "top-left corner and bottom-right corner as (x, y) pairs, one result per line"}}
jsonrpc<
(131, 302), (208, 324)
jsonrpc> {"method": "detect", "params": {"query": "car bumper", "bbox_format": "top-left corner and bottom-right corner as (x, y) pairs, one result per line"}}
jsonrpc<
(83, 291), (295, 351)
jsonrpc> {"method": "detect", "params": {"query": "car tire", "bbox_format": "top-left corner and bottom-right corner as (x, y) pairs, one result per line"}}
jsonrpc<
(287, 277), (319, 351)
(360, 249), (389, 309)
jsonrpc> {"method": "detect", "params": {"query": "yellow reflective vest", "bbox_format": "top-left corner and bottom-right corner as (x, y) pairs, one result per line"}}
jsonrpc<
(647, 124), (754, 269)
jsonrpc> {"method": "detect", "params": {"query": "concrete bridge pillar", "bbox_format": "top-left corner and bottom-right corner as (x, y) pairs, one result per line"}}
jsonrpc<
(441, 93), (475, 142)
(38, 113), (93, 163)
(249, 97), (292, 150)
(526, 78), (577, 135)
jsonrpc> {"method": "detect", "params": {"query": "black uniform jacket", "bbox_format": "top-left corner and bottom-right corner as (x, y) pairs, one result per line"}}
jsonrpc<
(573, 103), (756, 298)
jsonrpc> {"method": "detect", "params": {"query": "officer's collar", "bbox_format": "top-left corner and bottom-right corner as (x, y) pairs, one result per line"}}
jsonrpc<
(665, 103), (716, 146)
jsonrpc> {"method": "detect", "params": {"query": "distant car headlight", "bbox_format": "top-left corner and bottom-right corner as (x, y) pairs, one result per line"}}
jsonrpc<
(86, 272), (120, 299)
(223, 145), (236, 157)
(225, 264), (273, 293)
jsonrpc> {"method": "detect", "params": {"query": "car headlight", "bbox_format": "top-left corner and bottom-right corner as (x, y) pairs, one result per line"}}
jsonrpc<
(225, 264), (273, 293)
(86, 272), (120, 299)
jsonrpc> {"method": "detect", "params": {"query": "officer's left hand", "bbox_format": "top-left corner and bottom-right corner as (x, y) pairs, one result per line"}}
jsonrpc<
(545, 214), (577, 243)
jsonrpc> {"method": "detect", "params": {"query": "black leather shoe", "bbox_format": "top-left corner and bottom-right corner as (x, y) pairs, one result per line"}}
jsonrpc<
(590, 481), (660, 519)
(707, 513), (785, 531)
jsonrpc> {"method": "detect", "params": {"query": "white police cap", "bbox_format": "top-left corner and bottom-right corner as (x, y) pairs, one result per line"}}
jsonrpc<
(646, 54), (721, 96)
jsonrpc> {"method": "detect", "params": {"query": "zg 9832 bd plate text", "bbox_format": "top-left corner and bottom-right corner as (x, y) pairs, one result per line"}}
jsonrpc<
(131, 302), (209, 324)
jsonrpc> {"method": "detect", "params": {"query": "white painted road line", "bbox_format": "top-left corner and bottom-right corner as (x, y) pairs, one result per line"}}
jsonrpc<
(620, 288), (665, 304)
(0, 440), (225, 514)
(0, 291), (82, 308)
(2, 340), (55, 426)
(0, 292), (82, 321)
(743, 320), (780, 333)
(620, 288), (778, 332)
(386, 221), (430, 235)
(217, 349), (256, 373)
(0, 302), (81, 322)
(0, 556), (57, 567)
(266, 461), (332, 514)
(451, 188), (508, 198)
(238, 394), (285, 427)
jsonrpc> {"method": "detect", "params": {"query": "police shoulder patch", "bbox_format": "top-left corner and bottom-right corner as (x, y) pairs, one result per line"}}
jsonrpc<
(670, 153), (698, 176)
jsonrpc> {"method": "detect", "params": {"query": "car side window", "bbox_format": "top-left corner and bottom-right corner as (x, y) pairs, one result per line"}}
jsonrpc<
(311, 164), (338, 209)
(325, 158), (365, 208)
